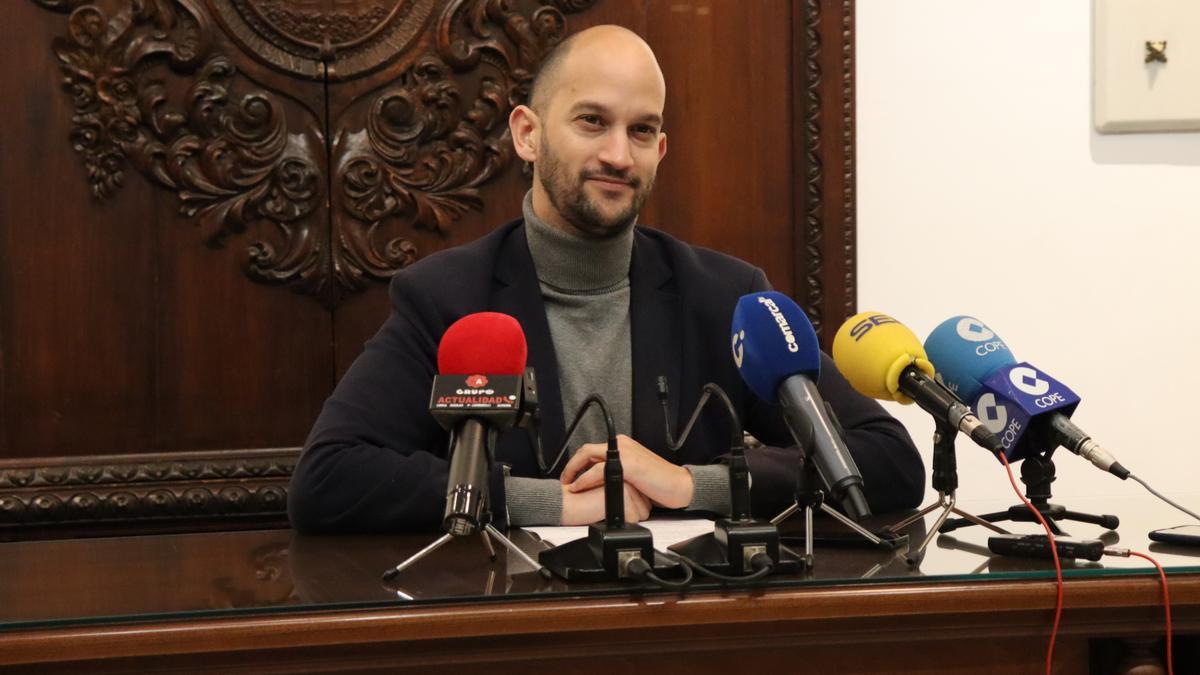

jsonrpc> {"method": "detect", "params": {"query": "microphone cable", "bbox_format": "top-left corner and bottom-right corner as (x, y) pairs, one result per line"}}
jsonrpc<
(626, 554), (695, 589)
(1122, 550), (1174, 675)
(658, 379), (784, 583)
(998, 460), (1176, 675)
(671, 551), (775, 584)
(658, 379), (754, 524)
(1128, 473), (1200, 523)
(1119, 476), (1186, 673)
(996, 452), (1064, 675)
(538, 394), (617, 477)
(1094, 468), (1185, 668)
(658, 379), (744, 453)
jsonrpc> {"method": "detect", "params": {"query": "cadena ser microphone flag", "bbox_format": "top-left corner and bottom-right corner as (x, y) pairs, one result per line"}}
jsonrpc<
(832, 311), (1004, 455)
(924, 316), (1128, 478)
(731, 291), (871, 521)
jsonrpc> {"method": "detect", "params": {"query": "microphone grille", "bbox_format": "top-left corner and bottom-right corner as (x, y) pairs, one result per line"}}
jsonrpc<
(437, 312), (527, 375)
(730, 292), (821, 403)
(832, 311), (931, 403)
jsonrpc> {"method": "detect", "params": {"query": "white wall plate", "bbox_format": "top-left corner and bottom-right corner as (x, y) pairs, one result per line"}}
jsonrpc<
(1094, 0), (1200, 133)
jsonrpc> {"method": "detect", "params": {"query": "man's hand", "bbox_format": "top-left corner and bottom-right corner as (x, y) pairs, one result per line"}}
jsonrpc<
(559, 481), (651, 525)
(562, 434), (694, 510)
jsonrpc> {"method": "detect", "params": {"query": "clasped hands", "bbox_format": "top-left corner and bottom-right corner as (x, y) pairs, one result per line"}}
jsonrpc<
(558, 434), (694, 526)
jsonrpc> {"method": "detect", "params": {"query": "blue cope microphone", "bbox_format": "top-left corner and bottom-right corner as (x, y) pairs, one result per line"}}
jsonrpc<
(731, 291), (871, 521)
(924, 316), (1129, 479)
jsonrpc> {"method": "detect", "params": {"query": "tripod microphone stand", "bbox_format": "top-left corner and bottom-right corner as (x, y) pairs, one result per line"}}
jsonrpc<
(383, 368), (552, 581)
(938, 448), (1120, 535)
(886, 417), (1008, 566)
(383, 514), (550, 581)
(769, 456), (900, 568)
(769, 402), (905, 567)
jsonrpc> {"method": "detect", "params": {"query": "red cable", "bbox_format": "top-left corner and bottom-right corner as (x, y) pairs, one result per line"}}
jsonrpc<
(997, 453), (1063, 675)
(1129, 551), (1173, 675)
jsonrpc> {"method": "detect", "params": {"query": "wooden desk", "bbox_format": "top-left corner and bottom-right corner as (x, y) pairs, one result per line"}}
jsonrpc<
(0, 495), (1197, 673)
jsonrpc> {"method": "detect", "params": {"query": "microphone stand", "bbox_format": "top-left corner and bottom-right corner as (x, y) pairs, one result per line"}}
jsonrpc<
(938, 448), (1120, 535)
(382, 516), (550, 581)
(383, 369), (552, 581)
(537, 395), (685, 583)
(660, 380), (803, 578)
(885, 417), (1010, 566)
(770, 402), (905, 567)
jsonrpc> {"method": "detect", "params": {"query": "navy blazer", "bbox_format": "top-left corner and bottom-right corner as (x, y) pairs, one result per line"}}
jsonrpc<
(289, 220), (924, 532)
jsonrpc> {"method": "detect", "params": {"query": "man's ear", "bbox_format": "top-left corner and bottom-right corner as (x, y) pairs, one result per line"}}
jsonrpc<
(658, 131), (668, 162)
(510, 105), (539, 163)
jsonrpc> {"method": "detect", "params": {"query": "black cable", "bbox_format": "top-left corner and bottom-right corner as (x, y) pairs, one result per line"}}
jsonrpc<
(538, 394), (617, 476)
(658, 379), (742, 451)
(658, 379), (751, 520)
(626, 555), (695, 589)
(671, 551), (774, 584)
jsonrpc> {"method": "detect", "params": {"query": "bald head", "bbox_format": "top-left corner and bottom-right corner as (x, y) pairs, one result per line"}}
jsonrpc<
(510, 24), (668, 239)
(529, 25), (666, 114)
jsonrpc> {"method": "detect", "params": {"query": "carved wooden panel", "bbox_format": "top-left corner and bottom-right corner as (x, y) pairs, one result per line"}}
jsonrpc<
(794, 0), (858, 340)
(0, 448), (298, 540)
(33, 0), (596, 307)
(209, 0), (436, 81)
(325, 0), (600, 304)
(0, 0), (858, 536)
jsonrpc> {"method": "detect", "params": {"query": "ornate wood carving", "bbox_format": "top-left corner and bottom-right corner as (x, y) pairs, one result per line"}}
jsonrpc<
(0, 448), (299, 539)
(207, 0), (437, 81)
(798, 0), (825, 336)
(794, 0), (857, 344)
(840, 2), (857, 321)
(43, 0), (330, 296)
(329, 0), (595, 297)
(34, 0), (598, 306)
(50, 0), (215, 200)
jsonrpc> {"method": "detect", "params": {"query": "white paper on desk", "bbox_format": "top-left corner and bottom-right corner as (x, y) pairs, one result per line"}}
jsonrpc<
(522, 518), (715, 548)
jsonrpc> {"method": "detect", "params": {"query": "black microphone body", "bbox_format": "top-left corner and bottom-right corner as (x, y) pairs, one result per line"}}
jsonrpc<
(443, 418), (490, 535)
(896, 367), (1005, 456)
(430, 372), (531, 536)
(777, 375), (871, 522)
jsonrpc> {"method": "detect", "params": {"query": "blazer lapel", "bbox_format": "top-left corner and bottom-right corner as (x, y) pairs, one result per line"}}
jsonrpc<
(492, 223), (566, 471)
(629, 230), (682, 456)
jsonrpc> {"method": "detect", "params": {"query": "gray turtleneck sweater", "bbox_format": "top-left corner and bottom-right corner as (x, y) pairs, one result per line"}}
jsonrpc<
(503, 192), (730, 526)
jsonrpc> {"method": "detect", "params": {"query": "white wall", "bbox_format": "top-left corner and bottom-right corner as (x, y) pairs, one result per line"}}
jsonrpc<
(856, 1), (1200, 505)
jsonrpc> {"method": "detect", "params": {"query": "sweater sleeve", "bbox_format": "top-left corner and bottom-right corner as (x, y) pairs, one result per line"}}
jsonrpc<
(504, 475), (563, 526)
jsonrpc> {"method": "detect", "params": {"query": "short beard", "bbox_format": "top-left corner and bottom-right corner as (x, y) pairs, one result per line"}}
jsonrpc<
(536, 132), (654, 239)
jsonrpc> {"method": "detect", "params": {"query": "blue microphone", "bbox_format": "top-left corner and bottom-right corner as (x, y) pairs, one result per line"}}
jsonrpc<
(731, 292), (871, 521)
(924, 316), (1129, 479)
(923, 316), (1018, 405)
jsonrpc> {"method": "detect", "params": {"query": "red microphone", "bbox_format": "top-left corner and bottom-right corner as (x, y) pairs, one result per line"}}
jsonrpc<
(432, 313), (536, 535)
(437, 312), (528, 376)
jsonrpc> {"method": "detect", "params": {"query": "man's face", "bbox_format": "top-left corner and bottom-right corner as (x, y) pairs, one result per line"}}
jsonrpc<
(530, 56), (667, 238)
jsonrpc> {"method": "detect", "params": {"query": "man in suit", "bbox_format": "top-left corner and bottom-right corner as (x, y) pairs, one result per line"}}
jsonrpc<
(288, 25), (924, 532)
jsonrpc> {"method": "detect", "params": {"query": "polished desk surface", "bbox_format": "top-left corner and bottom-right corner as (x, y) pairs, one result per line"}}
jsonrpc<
(0, 493), (1198, 671)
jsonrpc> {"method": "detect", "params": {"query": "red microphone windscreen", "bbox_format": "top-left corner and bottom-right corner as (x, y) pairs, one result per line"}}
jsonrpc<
(437, 312), (527, 375)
